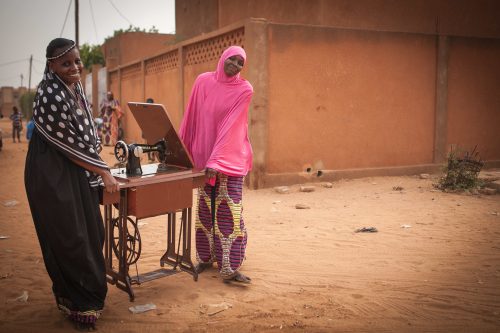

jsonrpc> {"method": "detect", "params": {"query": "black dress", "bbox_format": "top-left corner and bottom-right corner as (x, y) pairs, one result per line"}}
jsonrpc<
(25, 130), (107, 321)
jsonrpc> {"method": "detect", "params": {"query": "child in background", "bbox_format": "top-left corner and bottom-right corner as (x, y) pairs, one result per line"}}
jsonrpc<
(10, 106), (22, 143)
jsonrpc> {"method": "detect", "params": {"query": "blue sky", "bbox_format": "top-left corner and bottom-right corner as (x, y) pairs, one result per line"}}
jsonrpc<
(0, 0), (175, 88)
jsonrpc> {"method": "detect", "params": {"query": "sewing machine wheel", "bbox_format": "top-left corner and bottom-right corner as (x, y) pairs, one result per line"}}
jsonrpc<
(111, 216), (141, 265)
(114, 140), (128, 164)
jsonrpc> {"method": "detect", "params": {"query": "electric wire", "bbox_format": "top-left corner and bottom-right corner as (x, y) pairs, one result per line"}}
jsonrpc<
(60, 0), (73, 37)
(107, 0), (133, 25)
(0, 74), (23, 82)
(32, 64), (44, 76)
(89, 0), (99, 42)
(0, 59), (28, 68)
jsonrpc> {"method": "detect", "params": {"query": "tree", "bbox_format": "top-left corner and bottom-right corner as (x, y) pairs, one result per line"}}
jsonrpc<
(19, 91), (36, 119)
(79, 43), (105, 71)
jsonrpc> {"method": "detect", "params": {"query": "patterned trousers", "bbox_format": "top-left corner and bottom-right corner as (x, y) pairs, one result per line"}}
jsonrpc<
(195, 174), (247, 278)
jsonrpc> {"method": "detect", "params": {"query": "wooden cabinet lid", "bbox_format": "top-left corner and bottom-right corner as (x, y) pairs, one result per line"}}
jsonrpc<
(127, 102), (194, 169)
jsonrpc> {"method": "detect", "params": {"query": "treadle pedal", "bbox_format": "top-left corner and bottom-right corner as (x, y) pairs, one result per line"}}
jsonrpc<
(130, 268), (179, 284)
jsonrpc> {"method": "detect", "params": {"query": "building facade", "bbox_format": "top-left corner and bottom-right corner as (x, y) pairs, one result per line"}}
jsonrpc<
(108, 0), (500, 188)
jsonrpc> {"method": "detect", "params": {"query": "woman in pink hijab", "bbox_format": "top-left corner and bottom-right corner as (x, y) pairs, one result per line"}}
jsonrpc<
(179, 46), (253, 284)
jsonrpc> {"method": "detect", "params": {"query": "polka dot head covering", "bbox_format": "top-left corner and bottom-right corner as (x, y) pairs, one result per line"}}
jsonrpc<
(32, 38), (108, 187)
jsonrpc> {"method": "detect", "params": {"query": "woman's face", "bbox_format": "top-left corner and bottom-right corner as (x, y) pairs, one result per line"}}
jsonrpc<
(48, 47), (83, 86)
(223, 55), (244, 77)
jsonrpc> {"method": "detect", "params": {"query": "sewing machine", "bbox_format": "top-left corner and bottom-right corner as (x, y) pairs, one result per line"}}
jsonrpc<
(100, 102), (204, 301)
(114, 139), (168, 176)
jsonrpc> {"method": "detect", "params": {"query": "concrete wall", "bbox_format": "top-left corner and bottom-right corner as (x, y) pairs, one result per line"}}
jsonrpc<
(266, 25), (436, 173)
(176, 0), (500, 40)
(102, 32), (175, 70)
(109, 19), (500, 188)
(175, 0), (219, 40)
(447, 37), (500, 160)
(120, 63), (143, 143)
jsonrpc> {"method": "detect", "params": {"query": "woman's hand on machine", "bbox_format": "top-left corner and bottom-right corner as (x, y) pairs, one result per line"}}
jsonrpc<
(101, 171), (120, 193)
(205, 167), (217, 186)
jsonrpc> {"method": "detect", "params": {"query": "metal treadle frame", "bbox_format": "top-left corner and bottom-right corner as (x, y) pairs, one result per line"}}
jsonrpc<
(101, 169), (203, 301)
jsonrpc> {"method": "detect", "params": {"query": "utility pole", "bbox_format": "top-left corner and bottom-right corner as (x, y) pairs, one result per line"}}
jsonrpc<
(28, 55), (33, 91)
(75, 0), (79, 47)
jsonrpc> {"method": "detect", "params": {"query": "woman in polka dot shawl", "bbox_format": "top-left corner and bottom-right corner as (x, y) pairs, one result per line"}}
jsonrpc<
(24, 38), (119, 331)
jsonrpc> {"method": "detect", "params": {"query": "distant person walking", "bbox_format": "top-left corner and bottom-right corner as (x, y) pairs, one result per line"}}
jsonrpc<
(24, 38), (119, 330)
(10, 106), (22, 142)
(99, 91), (123, 146)
(179, 46), (254, 284)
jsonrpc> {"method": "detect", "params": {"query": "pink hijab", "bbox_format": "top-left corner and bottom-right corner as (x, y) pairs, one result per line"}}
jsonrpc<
(179, 46), (254, 176)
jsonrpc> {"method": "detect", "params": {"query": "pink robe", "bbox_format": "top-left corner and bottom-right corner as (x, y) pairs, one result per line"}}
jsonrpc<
(179, 46), (254, 176)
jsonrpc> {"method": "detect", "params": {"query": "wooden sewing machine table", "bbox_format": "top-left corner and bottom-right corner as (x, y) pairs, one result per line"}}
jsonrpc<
(99, 102), (204, 301)
(100, 164), (204, 301)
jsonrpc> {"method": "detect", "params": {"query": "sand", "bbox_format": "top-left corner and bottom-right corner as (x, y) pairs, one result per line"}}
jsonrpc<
(0, 117), (499, 333)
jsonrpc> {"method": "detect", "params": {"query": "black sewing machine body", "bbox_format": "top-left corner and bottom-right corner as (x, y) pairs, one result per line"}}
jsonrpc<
(114, 139), (170, 176)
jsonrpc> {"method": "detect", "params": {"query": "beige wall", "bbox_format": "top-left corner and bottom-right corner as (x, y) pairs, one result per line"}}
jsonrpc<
(102, 32), (175, 70)
(120, 63), (143, 143)
(143, 50), (183, 129)
(109, 18), (500, 188)
(176, 0), (500, 40)
(175, 0), (219, 40)
(447, 37), (500, 160)
(266, 25), (436, 173)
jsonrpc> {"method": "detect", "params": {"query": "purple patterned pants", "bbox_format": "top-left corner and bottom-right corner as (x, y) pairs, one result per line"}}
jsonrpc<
(195, 175), (247, 278)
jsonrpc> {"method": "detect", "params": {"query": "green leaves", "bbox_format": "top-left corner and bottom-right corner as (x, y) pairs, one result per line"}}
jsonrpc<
(79, 44), (105, 71)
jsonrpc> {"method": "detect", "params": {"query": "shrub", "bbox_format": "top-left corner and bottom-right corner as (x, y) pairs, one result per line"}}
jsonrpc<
(437, 146), (483, 191)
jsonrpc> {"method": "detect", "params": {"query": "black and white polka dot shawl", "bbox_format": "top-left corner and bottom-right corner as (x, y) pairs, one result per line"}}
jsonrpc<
(33, 69), (108, 187)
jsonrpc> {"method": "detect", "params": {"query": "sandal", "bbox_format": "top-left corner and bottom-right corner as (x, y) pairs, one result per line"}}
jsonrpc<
(195, 262), (213, 274)
(223, 271), (251, 284)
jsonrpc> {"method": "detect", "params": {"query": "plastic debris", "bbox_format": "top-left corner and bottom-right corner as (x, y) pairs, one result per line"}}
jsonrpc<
(299, 186), (315, 193)
(16, 291), (29, 302)
(355, 227), (378, 233)
(295, 204), (310, 209)
(129, 303), (157, 314)
(3, 200), (19, 207)
(200, 302), (233, 316)
(274, 186), (290, 194)
(0, 236), (9, 240)
(400, 224), (412, 228)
